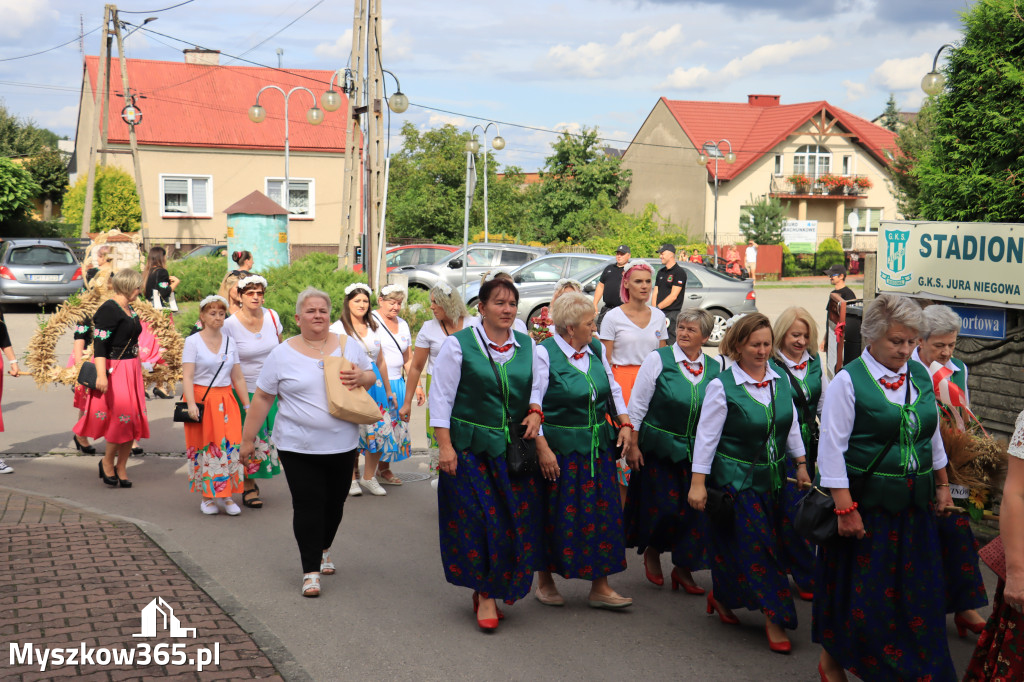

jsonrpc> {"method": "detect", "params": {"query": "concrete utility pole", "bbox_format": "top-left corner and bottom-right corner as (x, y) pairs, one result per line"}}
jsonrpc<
(81, 4), (115, 238)
(113, 18), (150, 250)
(337, 0), (367, 272)
(364, 0), (385, 289)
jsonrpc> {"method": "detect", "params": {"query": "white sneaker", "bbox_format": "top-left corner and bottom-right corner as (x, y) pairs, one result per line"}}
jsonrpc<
(200, 499), (219, 515)
(358, 477), (387, 496)
(348, 479), (362, 497)
(223, 498), (241, 516)
(0, 458), (12, 474)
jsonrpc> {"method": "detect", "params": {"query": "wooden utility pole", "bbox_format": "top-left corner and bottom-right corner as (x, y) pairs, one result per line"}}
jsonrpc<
(337, 0), (367, 271)
(81, 4), (114, 238)
(365, 0), (385, 289)
(112, 18), (150, 249)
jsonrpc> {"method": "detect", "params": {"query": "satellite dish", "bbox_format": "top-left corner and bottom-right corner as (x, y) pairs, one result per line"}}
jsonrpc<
(848, 211), (860, 229)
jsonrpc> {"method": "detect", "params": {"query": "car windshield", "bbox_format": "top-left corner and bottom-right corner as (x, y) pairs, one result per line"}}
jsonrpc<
(9, 246), (74, 266)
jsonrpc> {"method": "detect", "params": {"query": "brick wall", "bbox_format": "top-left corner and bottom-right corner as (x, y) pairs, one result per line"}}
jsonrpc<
(956, 307), (1024, 441)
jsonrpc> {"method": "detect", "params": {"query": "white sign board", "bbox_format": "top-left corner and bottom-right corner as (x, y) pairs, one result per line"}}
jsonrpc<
(783, 220), (818, 254)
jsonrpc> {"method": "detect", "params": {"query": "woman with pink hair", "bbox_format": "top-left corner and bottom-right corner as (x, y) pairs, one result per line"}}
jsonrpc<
(598, 260), (666, 505)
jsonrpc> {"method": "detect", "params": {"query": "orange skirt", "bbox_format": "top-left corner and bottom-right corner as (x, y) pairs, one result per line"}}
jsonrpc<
(611, 364), (641, 486)
(184, 384), (243, 497)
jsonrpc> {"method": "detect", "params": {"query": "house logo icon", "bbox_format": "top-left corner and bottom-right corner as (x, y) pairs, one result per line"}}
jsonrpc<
(132, 597), (197, 638)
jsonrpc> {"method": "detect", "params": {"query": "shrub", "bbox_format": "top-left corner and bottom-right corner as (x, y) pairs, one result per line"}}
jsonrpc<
(781, 243), (797, 277)
(168, 257), (228, 302)
(0, 157), (40, 222)
(63, 165), (141, 233)
(0, 217), (77, 239)
(583, 203), (698, 257)
(816, 237), (845, 273)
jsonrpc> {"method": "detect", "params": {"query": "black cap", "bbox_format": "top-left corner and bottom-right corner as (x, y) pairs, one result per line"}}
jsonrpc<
(615, 244), (630, 255)
(824, 264), (846, 277)
(657, 243), (676, 254)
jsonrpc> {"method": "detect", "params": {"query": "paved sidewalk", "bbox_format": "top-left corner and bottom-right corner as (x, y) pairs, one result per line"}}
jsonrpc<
(1, 489), (284, 681)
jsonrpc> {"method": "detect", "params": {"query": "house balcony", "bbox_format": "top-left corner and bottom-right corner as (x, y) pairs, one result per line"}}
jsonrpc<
(768, 172), (872, 200)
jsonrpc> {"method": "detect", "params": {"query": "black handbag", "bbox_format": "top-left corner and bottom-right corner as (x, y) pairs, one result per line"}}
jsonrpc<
(76, 361), (98, 390)
(477, 329), (537, 477)
(173, 338), (229, 423)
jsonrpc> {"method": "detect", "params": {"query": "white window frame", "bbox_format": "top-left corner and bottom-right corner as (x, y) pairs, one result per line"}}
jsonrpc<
(159, 174), (213, 218)
(265, 177), (315, 220)
(792, 145), (832, 179)
(845, 207), (884, 235)
(773, 154), (783, 176)
(842, 155), (852, 176)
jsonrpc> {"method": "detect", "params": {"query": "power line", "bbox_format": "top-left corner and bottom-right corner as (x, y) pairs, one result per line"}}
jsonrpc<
(120, 0), (196, 13)
(0, 27), (101, 62)
(230, 0), (325, 62)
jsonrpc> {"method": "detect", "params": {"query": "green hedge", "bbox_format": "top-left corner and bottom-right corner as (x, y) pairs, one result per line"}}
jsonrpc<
(167, 257), (227, 302)
(816, 237), (845, 272)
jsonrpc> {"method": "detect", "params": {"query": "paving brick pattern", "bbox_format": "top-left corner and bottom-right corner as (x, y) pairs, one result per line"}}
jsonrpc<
(0, 491), (283, 681)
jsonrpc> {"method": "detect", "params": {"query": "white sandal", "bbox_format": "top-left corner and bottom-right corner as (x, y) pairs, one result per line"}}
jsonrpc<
(321, 550), (336, 575)
(301, 573), (321, 598)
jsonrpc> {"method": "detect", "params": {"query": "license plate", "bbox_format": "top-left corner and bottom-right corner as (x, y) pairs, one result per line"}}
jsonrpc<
(28, 274), (61, 282)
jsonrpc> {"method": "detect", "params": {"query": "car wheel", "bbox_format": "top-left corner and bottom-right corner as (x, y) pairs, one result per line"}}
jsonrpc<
(706, 309), (731, 347)
(408, 282), (429, 291)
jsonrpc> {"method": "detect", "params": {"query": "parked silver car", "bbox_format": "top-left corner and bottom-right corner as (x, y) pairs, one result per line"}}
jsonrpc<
(391, 243), (549, 290)
(463, 252), (614, 310)
(0, 239), (85, 304)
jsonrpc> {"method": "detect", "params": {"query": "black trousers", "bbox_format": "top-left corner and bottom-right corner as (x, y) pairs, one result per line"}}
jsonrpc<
(279, 449), (358, 573)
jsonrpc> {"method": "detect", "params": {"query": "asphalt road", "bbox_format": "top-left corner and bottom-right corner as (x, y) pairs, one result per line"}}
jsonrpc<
(1, 284), (987, 681)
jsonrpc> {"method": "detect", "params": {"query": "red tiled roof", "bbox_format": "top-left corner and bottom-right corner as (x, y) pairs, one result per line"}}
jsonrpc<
(661, 96), (898, 182)
(83, 56), (348, 153)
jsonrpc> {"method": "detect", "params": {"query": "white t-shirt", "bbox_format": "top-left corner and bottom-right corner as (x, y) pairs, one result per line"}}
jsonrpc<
(182, 333), (240, 388)
(256, 336), (372, 454)
(223, 308), (282, 389)
(329, 320), (382, 364)
(414, 318), (451, 376)
(598, 305), (667, 366)
(745, 245), (757, 263)
(372, 312), (411, 381)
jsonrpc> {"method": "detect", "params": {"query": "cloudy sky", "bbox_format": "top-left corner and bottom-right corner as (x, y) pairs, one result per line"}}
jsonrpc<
(1, 0), (970, 171)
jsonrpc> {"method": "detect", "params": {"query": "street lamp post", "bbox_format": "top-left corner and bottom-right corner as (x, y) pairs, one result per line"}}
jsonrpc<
(467, 122), (506, 243)
(248, 86), (324, 215)
(922, 43), (954, 95)
(697, 139), (736, 268)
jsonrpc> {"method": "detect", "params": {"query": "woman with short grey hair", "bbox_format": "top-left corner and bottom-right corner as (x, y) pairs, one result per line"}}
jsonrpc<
(859, 293), (925, 346)
(912, 304), (988, 637)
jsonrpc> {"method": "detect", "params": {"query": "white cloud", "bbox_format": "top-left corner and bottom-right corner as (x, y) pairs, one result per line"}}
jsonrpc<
(314, 19), (411, 61)
(426, 113), (466, 127)
(659, 36), (830, 90)
(842, 79), (867, 101)
(0, 0), (58, 39)
(30, 105), (78, 131)
(871, 53), (932, 91)
(545, 24), (684, 78)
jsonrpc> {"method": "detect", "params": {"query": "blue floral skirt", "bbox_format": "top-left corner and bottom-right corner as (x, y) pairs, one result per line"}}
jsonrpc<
(811, 504), (956, 682)
(437, 448), (543, 603)
(624, 453), (708, 572)
(708, 487), (796, 629)
(539, 448), (626, 580)
(358, 365), (400, 457)
(936, 512), (987, 614)
(380, 377), (411, 463)
(779, 458), (816, 592)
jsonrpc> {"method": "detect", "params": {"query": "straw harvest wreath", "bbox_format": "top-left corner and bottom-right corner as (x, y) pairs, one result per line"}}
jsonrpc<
(24, 238), (184, 391)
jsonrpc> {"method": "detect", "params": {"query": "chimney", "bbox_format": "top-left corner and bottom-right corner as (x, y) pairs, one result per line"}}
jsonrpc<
(183, 48), (220, 66)
(748, 94), (781, 107)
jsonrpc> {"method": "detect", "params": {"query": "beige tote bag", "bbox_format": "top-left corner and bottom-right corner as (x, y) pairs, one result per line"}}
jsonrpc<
(323, 336), (382, 425)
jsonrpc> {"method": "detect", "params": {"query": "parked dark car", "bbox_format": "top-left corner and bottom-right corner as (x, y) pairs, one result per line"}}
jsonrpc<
(0, 239), (84, 304)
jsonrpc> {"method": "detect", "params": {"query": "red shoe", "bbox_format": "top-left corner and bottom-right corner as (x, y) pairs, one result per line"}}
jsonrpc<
(670, 568), (705, 595)
(705, 592), (739, 625)
(472, 591), (505, 621)
(954, 612), (985, 637)
(476, 613), (499, 632)
(644, 559), (664, 586)
(765, 623), (791, 654)
(818, 662), (828, 682)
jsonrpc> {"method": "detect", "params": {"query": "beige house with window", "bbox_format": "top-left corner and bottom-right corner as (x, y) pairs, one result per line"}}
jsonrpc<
(74, 51), (352, 249)
(620, 95), (899, 251)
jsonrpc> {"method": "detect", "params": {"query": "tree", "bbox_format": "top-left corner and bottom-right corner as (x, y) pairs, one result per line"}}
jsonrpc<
(23, 149), (69, 219)
(879, 93), (901, 132)
(890, 100), (936, 219)
(0, 100), (60, 157)
(64, 165), (141, 232)
(915, 0), (1024, 222)
(738, 194), (788, 244)
(0, 157), (41, 222)
(531, 127), (631, 243)
(386, 122), (532, 243)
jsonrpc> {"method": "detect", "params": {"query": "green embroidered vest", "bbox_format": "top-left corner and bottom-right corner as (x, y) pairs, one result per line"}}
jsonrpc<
(449, 327), (533, 458)
(769, 354), (822, 453)
(639, 346), (720, 463)
(710, 366), (795, 494)
(839, 358), (937, 512)
(540, 337), (616, 474)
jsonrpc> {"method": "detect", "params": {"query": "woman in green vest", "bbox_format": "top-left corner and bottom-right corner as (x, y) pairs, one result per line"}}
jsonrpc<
(624, 308), (718, 594)
(814, 295), (956, 682)
(429, 278), (544, 633)
(531, 292), (634, 609)
(688, 313), (809, 655)
(912, 304), (988, 637)
(769, 306), (827, 602)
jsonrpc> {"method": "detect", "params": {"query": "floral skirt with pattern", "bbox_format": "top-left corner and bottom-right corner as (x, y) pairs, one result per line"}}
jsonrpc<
(779, 457), (816, 592)
(964, 578), (1024, 681)
(437, 448), (543, 603)
(936, 512), (987, 614)
(708, 487), (797, 629)
(539, 448), (627, 580)
(185, 385), (244, 498)
(624, 453), (708, 572)
(380, 377), (411, 463)
(233, 390), (281, 479)
(358, 364), (400, 457)
(811, 505), (956, 682)
(74, 358), (150, 443)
